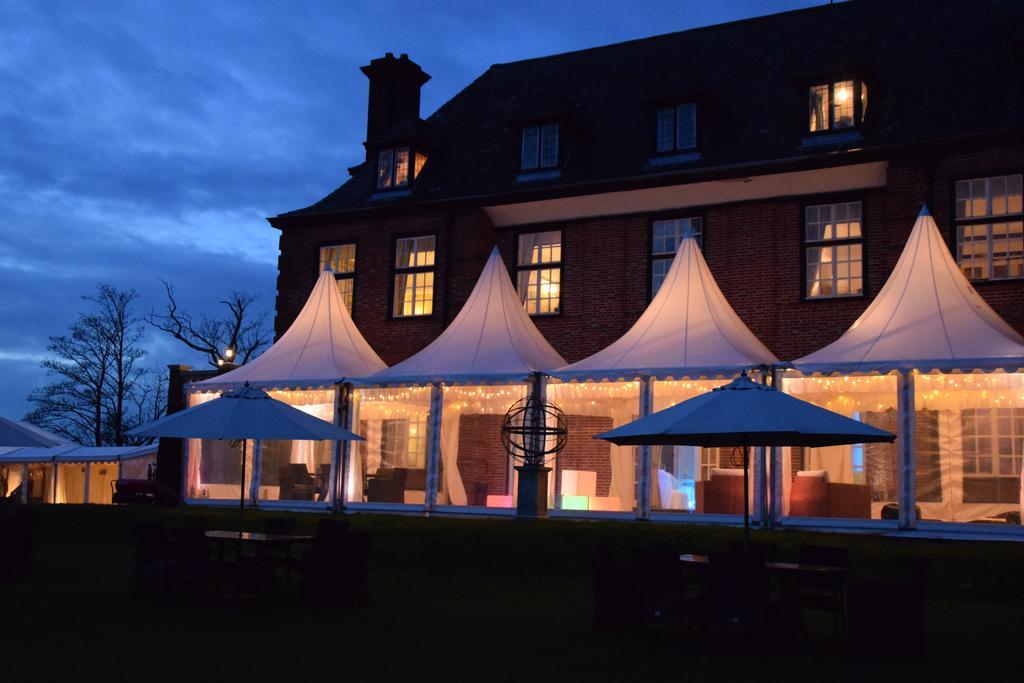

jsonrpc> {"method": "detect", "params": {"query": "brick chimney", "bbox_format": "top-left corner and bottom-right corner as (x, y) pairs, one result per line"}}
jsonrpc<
(360, 53), (430, 148)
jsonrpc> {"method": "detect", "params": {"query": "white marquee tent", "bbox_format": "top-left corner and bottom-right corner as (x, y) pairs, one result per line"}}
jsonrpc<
(350, 247), (565, 511)
(549, 236), (779, 517)
(183, 268), (387, 508)
(787, 207), (1024, 529)
(0, 443), (157, 504)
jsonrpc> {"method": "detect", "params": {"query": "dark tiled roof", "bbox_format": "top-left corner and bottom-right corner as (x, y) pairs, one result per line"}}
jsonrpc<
(281, 0), (1024, 219)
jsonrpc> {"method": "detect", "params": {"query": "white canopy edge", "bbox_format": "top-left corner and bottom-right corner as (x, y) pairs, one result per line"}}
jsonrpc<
(359, 247), (565, 387)
(553, 236), (777, 380)
(191, 268), (386, 392)
(793, 207), (1024, 374)
(0, 444), (157, 464)
(551, 364), (773, 383)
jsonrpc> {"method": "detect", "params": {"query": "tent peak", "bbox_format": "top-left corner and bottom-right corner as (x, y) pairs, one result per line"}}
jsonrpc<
(918, 204), (931, 217)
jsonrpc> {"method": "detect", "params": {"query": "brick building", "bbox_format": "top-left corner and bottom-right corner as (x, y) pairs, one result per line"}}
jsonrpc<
(269, 0), (1024, 369)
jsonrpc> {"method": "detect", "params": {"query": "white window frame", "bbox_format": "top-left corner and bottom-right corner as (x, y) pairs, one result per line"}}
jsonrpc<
(961, 407), (1024, 479)
(516, 230), (562, 315)
(803, 201), (865, 299)
(656, 103), (697, 153)
(319, 243), (357, 312)
(954, 174), (1024, 281)
(392, 235), (436, 317)
(650, 217), (702, 298)
(521, 123), (559, 170)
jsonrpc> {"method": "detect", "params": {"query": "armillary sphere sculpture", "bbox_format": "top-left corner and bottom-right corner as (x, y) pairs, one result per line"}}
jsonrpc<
(501, 392), (567, 518)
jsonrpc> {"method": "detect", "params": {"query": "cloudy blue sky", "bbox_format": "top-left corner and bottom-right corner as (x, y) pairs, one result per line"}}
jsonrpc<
(0, 0), (823, 417)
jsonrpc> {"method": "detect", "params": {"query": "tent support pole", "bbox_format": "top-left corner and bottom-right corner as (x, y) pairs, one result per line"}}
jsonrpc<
(51, 462), (58, 504)
(21, 464), (28, 504)
(238, 439), (247, 514)
(897, 370), (917, 530)
(768, 367), (783, 529)
(249, 439), (262, 508)
(424, 382), (443, 516)
(743, 445), (751, 551)
(332, 383), (353, 513)
(636, 376), (653, 520)
(83, 463), (90, 505)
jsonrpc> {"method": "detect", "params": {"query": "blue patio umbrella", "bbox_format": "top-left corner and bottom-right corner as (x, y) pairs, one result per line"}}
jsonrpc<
(598, 373), (895, 545)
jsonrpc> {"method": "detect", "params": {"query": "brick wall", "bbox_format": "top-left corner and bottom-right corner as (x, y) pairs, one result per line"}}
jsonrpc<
(273, 143), (1024, 365)
(455, 413), (510, 505)
(555, 414), (614, 497)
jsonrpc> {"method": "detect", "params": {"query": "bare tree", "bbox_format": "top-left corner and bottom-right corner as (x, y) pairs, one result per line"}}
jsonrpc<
(145, 280), (271, 367)
(119, 370), (168, 446)
(25, 285), (151, 446)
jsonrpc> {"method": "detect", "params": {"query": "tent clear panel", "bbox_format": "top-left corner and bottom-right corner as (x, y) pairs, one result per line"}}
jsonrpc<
(436, 384), (528, 508)
(650, 378), (735, 514)
(547, 381), (639, 513)
(914, 372), (1023, 525)
(781, 373), (899, 521)
(0, 463), (23, 500)
(26, 464), (52, 503)
(258, 389), (336, 504)
(349, 387), (431, 506)
(185, 391), (252, 502)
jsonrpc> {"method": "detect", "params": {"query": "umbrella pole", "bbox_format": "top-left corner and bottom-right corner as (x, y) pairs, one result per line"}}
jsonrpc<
(240, 439), (247, 514)
(743, 445), (750, 552)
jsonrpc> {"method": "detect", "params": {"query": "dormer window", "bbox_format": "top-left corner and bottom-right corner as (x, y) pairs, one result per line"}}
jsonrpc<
(808, 80), (867, 133)
(521, 123), (558, 170)
(377, 147), (427, 190)
(656, 103), (697, 152)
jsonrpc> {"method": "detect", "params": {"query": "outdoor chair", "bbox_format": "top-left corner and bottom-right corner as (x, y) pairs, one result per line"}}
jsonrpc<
(847, 557), (930, 652)
(132, 523), (176, 592)
(588, 541), (635, 630)
(0, 510), (34, 580)
(366, 468), (407, 503)
(301, 530), (373, 606)
(630, 548), (689, 630)
(792, 545), (849, 636)
(279, 464), (317, 501)
(705, 551), (774, 638)
(170, 526), (216, 591)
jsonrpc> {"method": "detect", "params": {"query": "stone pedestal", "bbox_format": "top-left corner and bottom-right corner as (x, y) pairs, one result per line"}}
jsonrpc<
(515, 464), (551, 518)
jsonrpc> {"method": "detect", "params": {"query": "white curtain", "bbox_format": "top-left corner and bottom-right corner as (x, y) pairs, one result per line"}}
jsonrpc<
(438, 385), (528, 507)
(547, 381), (641, 511)
(439, 402), (468, 506)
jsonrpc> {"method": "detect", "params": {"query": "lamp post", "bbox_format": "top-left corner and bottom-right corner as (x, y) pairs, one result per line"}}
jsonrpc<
(218, 346), (239, 372)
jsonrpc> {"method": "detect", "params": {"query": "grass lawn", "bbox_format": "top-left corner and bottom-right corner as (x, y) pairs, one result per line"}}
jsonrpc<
(3, 503), (1023, 681)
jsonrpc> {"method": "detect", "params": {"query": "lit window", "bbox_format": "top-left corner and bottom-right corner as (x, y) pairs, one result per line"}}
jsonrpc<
(521, 124), (559, 170)
(656, 103), (697, 152)
(808, 80), (867, 132)
(650, 217), (702, 297)
(962, 408), (1024, 479)
(804, 201), (864, 298)
(393, 235), (436, 317)
(376, 147), (426, 190)
(955, 174), (1024, 280)
(319, 244), (357, 312)
(516, 230), (562, 315)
